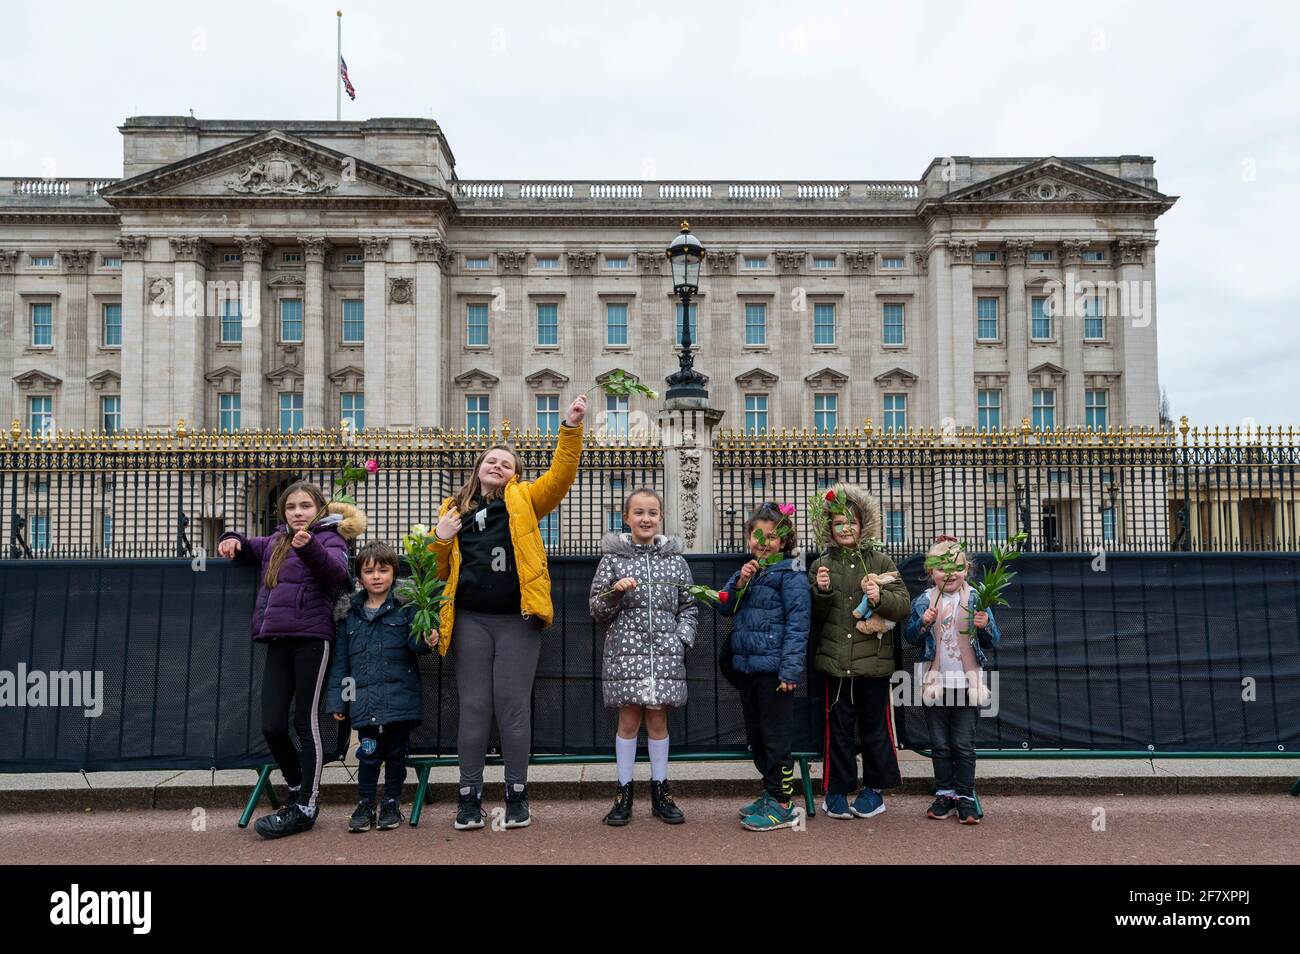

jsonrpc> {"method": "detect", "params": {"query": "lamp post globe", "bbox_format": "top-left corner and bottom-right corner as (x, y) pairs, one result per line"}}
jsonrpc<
(664, 221), (710, 401)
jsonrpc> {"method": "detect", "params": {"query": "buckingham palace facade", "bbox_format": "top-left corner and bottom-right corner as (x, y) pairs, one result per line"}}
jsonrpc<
(0, 116), (1176, 439)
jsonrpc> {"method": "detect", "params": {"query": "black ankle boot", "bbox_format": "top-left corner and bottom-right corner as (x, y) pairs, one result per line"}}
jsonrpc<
(603, 781), (634, 826)
(650, 780), (685, 824)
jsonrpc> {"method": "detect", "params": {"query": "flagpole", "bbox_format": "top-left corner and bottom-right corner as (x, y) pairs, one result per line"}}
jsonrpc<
(336, 10), (342, 121)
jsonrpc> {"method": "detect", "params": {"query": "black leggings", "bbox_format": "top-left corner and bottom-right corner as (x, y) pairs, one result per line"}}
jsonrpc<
(261, 638), (331, 812)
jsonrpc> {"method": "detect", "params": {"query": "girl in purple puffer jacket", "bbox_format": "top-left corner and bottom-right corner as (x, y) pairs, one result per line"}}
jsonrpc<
(217, 481), (367, 839)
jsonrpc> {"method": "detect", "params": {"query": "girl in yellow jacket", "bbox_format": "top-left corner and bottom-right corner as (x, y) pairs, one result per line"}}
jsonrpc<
(431, 394), (586, 831)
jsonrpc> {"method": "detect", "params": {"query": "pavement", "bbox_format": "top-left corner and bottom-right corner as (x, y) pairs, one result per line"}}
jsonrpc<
(0, 756), (1296, 813)
(0, 792), (1295, 865)
(2, 757), (1295, 864)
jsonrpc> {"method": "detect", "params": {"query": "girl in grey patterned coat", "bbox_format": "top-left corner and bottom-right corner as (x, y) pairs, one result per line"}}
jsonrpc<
(589, 488), (698, 826)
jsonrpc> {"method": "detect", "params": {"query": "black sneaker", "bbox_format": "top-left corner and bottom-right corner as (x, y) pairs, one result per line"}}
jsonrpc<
(956, 798), (982, 824)
(254, 803), (316, 839)
(926, 794), (958, 819)
(269, 786), (301, 817)
(650, 780), (685, 825)
(454, 787), (485, 830)
(504, 784), (531, 828)
(602, 782), (634, 826)
(377, 798), (403, 830)
(348, 799), (376, 833)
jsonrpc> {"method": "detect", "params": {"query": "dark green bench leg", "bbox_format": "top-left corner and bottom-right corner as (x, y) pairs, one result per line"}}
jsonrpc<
(1291, 776), (1299, 797)
(973, 789), (984, 818)
(409, 763), (431, 827)
(239, 765), (275, 829)
(798, 756), (815, 818)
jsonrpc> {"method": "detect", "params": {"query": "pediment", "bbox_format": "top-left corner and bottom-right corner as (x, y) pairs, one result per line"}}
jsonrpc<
(455, 368), (500, 389)
(13, 369), (63, 389)
(525, 368), (571, 389)
(327, 365), (365, 385)
(1029, 362), (1068, 376)
(87, 369), (122, 390)
(100, 130), (449, 202)
(944, 158), (1169, 205)
(804, 367), (849, 388)
(264, 363), (304, 384)
(873, 367), (918, 389)
(735, 367), (779, 389)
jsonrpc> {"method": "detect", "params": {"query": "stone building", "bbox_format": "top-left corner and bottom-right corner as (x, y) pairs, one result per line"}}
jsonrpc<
(0, 116), (1176, 440)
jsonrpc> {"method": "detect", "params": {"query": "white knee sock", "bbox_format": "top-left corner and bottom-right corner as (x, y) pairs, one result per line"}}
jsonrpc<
(648, 736), (670, 782)
(615, 734), (638, 785)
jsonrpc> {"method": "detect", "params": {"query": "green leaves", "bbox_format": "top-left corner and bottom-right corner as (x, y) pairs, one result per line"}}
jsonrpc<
(590, 369), (659, 400)
(400, 525), (450, 643)
(331, 460), (377, 504)
(969, 530), (1028, 614)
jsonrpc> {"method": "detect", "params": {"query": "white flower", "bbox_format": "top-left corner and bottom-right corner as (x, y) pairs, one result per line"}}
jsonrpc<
(411, 523), (429, 538)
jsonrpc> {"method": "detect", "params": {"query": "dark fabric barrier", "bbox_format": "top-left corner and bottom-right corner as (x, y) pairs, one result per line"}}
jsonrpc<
(890, 552), (1300, 753)
(1, 553), (1297, 772)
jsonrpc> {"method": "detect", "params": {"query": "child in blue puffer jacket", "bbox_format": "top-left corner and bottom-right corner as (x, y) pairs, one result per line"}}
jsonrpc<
(327, 541), (431, 833)
(717, 502), (811, 831)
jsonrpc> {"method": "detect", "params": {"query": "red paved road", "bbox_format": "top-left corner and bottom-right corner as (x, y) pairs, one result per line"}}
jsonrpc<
(2, 793), (1295, 864)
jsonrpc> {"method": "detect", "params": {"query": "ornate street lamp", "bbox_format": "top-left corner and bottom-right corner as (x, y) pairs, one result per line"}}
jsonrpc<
(664, 221), (709, 400)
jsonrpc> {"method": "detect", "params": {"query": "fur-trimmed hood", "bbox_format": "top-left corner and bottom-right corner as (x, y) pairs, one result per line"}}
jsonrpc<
(324, 500), (368, 540)
(814, 482), (882, 547)
(600, 531), (684, 558)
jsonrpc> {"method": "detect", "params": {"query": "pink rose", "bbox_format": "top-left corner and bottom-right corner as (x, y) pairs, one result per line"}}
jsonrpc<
(364, 459), (379, 474)
(778, 503), (796, 516)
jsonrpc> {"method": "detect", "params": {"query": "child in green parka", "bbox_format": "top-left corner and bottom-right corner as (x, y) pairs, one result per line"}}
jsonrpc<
(807, 483), (911, 820)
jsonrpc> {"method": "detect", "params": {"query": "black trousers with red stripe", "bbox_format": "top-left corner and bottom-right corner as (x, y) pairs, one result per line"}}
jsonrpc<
(823, 674), (902, 795)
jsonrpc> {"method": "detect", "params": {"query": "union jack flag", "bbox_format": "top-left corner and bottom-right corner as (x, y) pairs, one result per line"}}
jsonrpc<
(339, 56), (356, 101)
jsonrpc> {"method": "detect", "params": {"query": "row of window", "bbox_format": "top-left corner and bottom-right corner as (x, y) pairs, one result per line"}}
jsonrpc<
(26, 292), (1107, 354)
(20, 386), (1110, 438)
(13, 247), (1109, 275)
(24, 392), (366, 436)
(24, 300), (365, 350)
(460, 249), (1109, 273)
(465, 296), (1105, 351)
(21, 253), (122, 269)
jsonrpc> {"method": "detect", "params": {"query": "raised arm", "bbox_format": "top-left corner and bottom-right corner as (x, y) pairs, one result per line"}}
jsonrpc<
(527, 421), (584, 519)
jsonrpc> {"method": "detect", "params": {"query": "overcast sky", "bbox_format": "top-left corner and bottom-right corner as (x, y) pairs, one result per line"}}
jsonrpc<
(4, 1), (1297, 426)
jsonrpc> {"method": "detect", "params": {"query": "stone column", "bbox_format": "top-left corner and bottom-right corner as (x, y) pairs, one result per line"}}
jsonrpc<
(497, 249), (527, 425)
(658, 400), (725, 553)
(775, 250), (807, 427)
(0, 250), (20, 429)
(361, 237), (390, 429)
(412, 236), (448, 429)
(117, 235), (148, 430)
(169, 237), (210, 430)
(301, 236), (330, 430)
(57, 249), (94, 431)
(845, 250), (873, 425)
(1004, 239), (1031, 429)
(926, 244), (951, 426)
(235, 237), (267, 430)
(1119, 238), (1159, 426)
(947, 240), (976, 428)
(1061, 240), (1088, 428)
